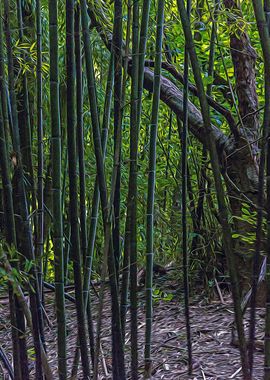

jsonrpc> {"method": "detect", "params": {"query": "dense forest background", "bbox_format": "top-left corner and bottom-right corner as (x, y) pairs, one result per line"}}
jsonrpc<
(0, 0), (269, 379)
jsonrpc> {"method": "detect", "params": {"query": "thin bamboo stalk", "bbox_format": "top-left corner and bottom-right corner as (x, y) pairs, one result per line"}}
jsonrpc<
(66, 0), (91, 377)
(128, 1), (140, 378)
(0, 71), (23, 380)
(75, 6), (87, 271)
(36, 0), (44, 320)
(70, 6), (95, 376)
(15, 0), (36, 209)
(0, 7), (22, 378)
(249, 2), (270, 379)
(120, 0), (132, 338)
(123, 1), (152, 368)
(181, 0), (192, 374)
(177, 1), (250, 379)
(112, 0), (123, 282)
(71, 54), (114, 380)
(48, 0), (67, 377)
(80, 2), (125, 378)
(0, 253), (53, 380)
(3, 1), (44, 377)
(144, 1), (164, 377)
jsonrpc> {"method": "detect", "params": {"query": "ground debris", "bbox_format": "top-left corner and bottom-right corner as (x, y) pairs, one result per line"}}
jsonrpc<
(0, 289), (264, 379)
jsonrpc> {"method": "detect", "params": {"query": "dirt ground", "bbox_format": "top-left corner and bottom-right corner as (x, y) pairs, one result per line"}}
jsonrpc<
(0, 280), (265, 379)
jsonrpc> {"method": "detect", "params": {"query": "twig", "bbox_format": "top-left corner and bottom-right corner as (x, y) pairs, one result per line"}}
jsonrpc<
(214, 278), (225, 304)
(0, 345), (14, 380)
(100, 342), (109, 377)
(229, 367), (242, 378)
(200, 366), (207, 380)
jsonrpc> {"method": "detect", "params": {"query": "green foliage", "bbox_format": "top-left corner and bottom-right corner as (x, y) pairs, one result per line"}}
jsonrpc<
(152, 286), (174, 303)
(0, 0), (263, 289)
(0, 242), (34, 290)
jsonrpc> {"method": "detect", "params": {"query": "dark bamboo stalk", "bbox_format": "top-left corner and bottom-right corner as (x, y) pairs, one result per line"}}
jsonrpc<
(250, 2), (270, 378)
(122, 0), (152, 359)
(0, 343), (14, 379)
(70, 5), (95, 376)
(144, 1), (164, 377)
(128, 0), (140, 377)
(123, 0), (153, 375)
(163, 112), (173, 211)
(66, 0), (91, 377)
(80, 2), (125, 378)
(15, 0), (35, 209)
(191, 0), (219, 258)
(0, 71), (22, 380)
(138, 0), (152, 114)
(177, 1), (250, 378)
(48, 0), (67, 377)
(71, 53), (114, 379)
(112, 0), (123, 282)
(75, 6), (88, 269)
(0, 7), (22, 378)
(1, 253), (53, 379)
(181, 0), (192, 374)
(36, 0), (44, 312)
(120, 0), (132, 338)
(3, 1), (44, 378)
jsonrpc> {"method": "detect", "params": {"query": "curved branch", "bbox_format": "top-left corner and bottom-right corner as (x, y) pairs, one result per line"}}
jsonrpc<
(141, 65), (229, 149)
(87, 2), (229, 152)
(144, 59), (239, 139)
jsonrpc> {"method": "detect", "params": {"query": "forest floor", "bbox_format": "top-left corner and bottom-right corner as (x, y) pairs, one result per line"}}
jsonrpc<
(0, 273), (265, 379)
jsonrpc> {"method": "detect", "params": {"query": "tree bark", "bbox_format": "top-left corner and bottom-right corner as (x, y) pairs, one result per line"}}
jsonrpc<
(224, 0), (261, 296)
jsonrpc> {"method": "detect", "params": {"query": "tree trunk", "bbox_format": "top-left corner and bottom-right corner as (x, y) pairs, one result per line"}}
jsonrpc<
(226, 154), (259, 296)
(224, 0), (261, 297)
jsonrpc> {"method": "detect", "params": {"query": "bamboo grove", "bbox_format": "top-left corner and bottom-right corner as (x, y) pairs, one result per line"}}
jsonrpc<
(0, 0), (270, 379)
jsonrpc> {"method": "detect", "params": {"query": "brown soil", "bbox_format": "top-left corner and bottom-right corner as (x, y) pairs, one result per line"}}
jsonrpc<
(0, 283), (265, 379)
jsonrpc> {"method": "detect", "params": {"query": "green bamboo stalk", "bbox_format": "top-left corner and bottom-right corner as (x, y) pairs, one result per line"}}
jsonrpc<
(61, 149), (70, 285)
(177, 1), (250, 378)
(138, 0), (152, 112)
(181, 0), (192, 374)
(162, 112), (172, 212)
(66, 1), (91, 377)
(33, 0), (45, 362)
(80, 2), (125, 377)
(0, 113), (25, 380)
(3, 1), (44, 378)
(0, 7), (22, 378)
(249, 0), (270, 373)
(16, 0), (35, 207)
(249, 2), (270, 379)
(36, 0), (44, 314)
(70, 6), (95, 376)
(112, 0), (123, 282)
(266, 0), (270, 29)
(0, 66), (22, 380)
(144, 1), (164, 377)
(128, 0), (140, 377)
(48, 0), (67, 377)
(191, 0), (219, 277)
(120, 0), (132, 339)
(71, 53), (114, 380)
(130, 1), (153, 368)
(0, 253), (53, 380)
(121, 0), (152, 350)
(85, 55), (114, 290)
(75, 6), (87, 270)
(0, 12), (9, 148)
